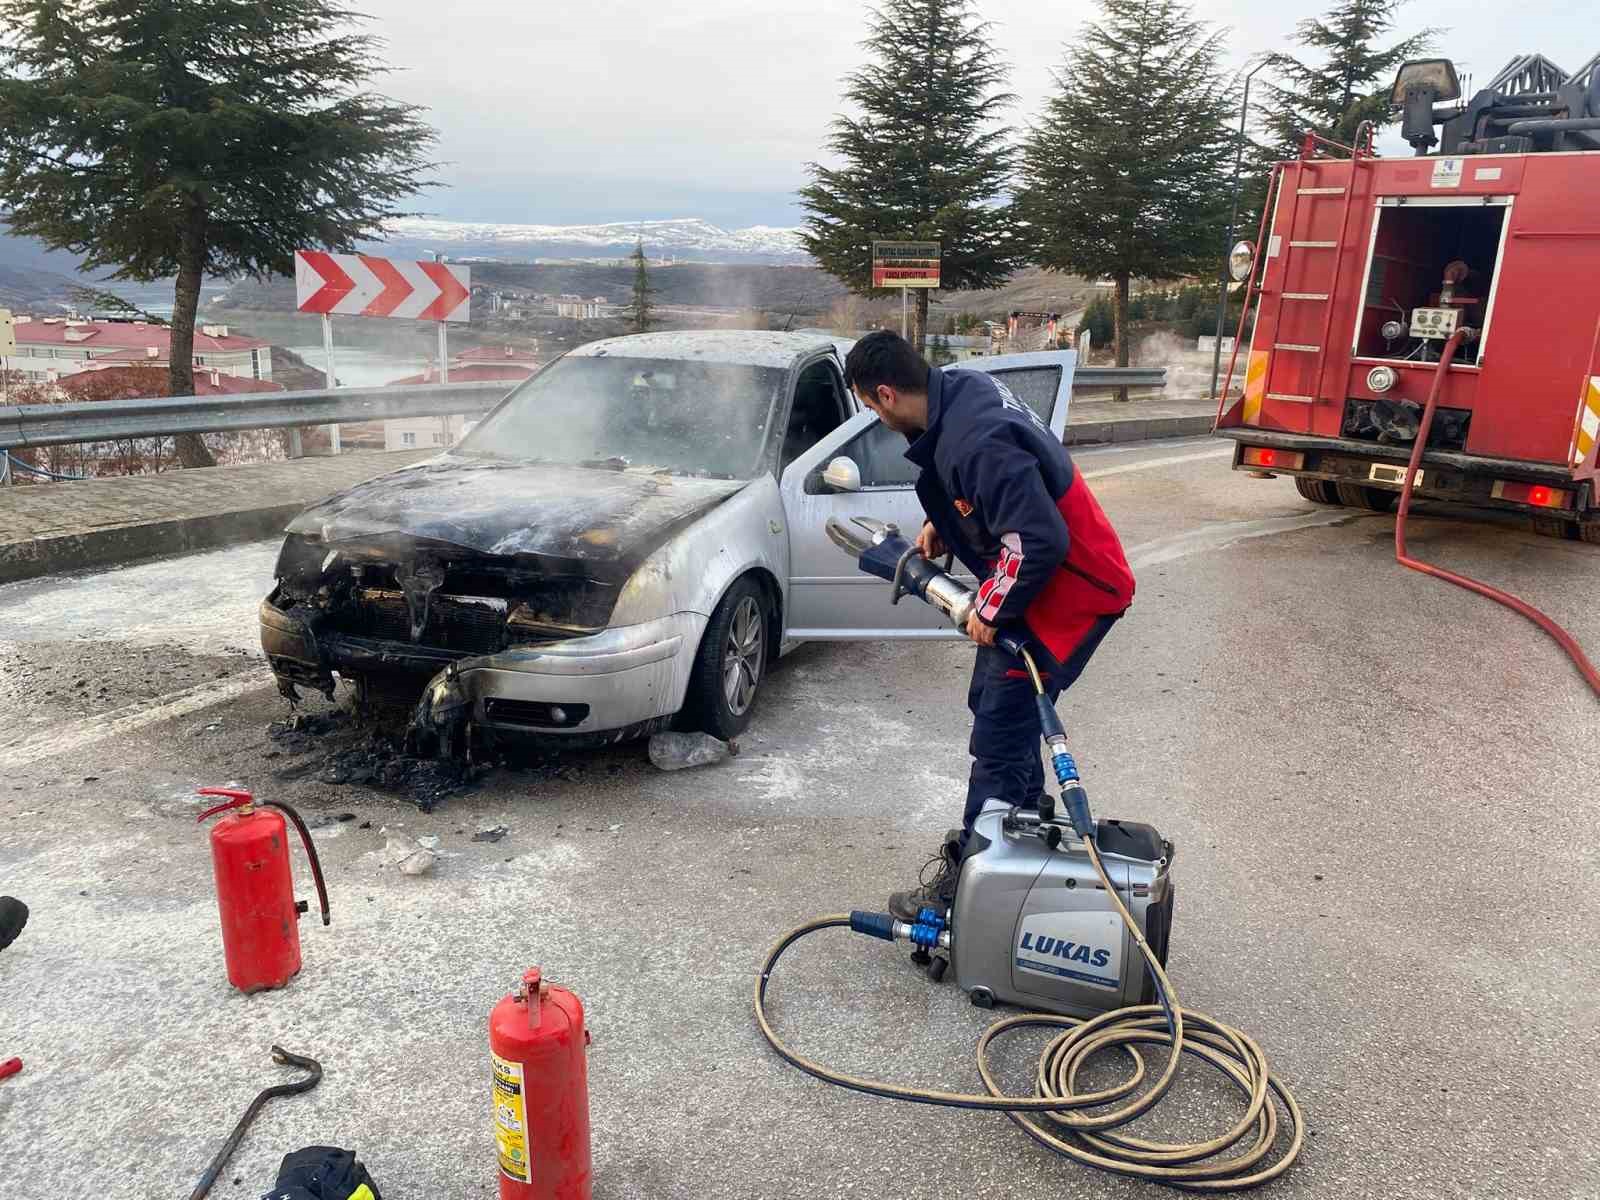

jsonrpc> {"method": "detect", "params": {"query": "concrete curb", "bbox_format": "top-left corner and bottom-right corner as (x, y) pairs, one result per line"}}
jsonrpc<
(1064, 413), (1214, 446)
(0, 502), (305, 585)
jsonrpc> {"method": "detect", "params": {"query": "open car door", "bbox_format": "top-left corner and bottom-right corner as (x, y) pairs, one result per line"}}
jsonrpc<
(779, 350), (1076, 639)
(957, 348), (1078, 441)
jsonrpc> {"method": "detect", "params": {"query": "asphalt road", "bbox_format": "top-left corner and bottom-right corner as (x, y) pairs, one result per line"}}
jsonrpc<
(2, 437), (1597, 1199)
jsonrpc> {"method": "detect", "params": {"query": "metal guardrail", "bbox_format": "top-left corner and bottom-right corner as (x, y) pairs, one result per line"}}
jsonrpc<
(0, 381), (511, 451)
(0, 367), (1168, 452)
(1073, 367), (1167, 389)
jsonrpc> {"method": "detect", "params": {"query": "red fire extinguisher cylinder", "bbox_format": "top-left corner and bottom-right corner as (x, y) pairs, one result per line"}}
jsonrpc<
(489, 967), (592, 1200)
(197, 788), (330, 993)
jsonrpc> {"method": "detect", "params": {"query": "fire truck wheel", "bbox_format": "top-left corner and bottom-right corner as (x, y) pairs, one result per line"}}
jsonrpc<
(1533, 516), (1579, 540)
(1294, 477), (1340, 505)
(1335, 482), (1396, 512)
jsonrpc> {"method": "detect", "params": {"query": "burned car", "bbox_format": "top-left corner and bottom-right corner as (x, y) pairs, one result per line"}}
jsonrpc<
(260, 331), (1077, 746)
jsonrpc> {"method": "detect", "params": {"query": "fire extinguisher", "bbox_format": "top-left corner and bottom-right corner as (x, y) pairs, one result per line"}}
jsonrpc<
(489, 967), (592, 1200)
(196, 787), (330, 993)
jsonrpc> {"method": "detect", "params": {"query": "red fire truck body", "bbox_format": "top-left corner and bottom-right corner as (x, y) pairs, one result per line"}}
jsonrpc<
(1217, 54), (1600, 540)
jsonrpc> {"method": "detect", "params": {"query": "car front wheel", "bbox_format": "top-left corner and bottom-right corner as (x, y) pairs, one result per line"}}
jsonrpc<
(684, 577), (769, 739)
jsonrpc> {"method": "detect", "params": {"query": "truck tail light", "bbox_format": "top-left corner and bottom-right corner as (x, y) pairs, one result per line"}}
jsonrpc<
(1241, 446), (1305, 470)
(1491, 480), (1573, 510)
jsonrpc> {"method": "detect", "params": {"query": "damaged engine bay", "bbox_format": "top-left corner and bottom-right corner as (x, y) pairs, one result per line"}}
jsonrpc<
(260, 453), (745, 756)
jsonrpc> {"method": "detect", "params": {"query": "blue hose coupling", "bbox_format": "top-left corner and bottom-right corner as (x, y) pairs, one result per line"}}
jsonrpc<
(849, 910), (897, 942)
(910, 907), (947, 950)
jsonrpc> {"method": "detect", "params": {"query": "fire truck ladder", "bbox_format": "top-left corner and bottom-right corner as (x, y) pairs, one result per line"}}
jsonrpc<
(1252, 131), (1373, 412)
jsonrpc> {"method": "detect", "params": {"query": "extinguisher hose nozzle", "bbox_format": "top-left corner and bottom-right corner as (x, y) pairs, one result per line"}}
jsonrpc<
(263, 799), (332, 926)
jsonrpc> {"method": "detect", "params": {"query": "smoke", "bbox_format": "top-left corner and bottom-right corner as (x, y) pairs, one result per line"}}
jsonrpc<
(1135, 329), (1217, 399)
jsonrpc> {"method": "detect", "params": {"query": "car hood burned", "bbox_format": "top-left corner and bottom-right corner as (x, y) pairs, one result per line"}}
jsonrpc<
(284, 455), (747, 581)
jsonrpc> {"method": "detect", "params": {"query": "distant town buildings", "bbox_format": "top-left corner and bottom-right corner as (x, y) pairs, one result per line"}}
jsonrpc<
(554, 296), (606, 320)
(0, 316), (272, 382)
(379, 344), (543, 452)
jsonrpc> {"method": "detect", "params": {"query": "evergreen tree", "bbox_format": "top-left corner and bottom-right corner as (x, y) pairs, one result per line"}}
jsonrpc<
(628, 239), (654, 333)
(928, 334), (955, 366)
(0, 0), (434, 466)
(1020, 0), (1236, 398)
(1259, 0), (1438, 154)
(799, 0), (1027, 352)
(1079, 295), (1114, 351)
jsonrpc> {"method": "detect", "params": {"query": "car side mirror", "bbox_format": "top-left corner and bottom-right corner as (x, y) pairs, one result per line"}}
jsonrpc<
(821, 456), (862, 493)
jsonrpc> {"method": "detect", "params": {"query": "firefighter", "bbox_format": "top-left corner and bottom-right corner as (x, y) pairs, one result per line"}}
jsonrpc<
(843, 331), (1135, 920)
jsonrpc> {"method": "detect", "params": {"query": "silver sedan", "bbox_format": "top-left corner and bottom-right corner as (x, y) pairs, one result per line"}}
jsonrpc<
(259, 330), (1075, 746)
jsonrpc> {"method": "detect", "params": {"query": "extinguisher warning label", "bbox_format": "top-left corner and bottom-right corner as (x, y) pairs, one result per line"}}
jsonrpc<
(492, 1052), (532, 1183)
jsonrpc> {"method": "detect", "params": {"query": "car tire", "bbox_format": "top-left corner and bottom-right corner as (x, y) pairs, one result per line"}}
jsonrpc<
(1294, 477), (1340, 505)
(683, 577), (769, 740)
(1579, 521), (1600, 545)
(1335, 482), (1396, 512)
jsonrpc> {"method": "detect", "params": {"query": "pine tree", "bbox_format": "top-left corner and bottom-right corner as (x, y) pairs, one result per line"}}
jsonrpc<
(799, 0), (1027, 352)
(628, 239), (655, 334)
(1259, 0), (1438, 154)
(0, 0), (434, 466)
(1020, 0), (1236, 398)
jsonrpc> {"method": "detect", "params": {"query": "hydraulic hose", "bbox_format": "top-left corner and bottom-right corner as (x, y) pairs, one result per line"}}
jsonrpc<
(754, 648), (1304, 1191)
(1395, 332), (1600, 697)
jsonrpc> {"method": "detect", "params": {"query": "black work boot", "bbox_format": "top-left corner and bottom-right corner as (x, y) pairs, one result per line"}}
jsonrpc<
(0, 897), (28, 952)
(887, 832), (962, 922)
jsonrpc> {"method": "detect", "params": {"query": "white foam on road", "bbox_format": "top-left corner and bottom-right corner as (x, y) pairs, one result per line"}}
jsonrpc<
(0, 539), (280, 652)
(0, 668), (274, 769)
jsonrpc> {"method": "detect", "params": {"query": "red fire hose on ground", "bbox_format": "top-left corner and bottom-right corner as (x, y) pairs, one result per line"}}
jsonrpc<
(1398, 331), (1600, 697)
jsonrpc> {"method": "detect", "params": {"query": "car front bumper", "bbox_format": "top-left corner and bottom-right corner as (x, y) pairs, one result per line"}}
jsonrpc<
(261, 597), (705, 738)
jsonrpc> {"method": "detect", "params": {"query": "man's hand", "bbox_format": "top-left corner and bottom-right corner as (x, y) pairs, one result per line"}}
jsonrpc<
(965, 611), (997, 647)
(915, 521), (946, 560)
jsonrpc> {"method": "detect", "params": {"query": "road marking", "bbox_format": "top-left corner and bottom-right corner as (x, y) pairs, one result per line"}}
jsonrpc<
(0, 668), (275, 770)
(1127, 510), (1364, 570)
(1080, 447), (1232, 481)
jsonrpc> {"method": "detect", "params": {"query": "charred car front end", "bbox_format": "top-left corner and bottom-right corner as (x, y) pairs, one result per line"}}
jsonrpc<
(258, 363), (766, 744)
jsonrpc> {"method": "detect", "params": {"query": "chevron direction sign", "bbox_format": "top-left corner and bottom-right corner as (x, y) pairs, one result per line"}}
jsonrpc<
(295, 250), (471, 323)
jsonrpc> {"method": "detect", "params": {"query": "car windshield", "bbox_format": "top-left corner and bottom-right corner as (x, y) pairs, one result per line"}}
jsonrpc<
(456, 354), (786, 478)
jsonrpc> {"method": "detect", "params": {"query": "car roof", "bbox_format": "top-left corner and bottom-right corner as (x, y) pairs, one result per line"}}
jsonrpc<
(568, 330), (846, 371)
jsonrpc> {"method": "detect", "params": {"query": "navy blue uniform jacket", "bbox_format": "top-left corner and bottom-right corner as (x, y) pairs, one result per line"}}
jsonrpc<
(904, 366), (1135, 664)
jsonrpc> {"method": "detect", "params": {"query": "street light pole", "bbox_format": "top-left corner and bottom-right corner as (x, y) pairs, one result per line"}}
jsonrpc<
(1211, 59), (1269, 401)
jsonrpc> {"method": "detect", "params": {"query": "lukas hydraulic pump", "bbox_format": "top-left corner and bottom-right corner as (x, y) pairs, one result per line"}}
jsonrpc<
(821, 515), (1173, 1017)
(753, 516), (1304, 1191)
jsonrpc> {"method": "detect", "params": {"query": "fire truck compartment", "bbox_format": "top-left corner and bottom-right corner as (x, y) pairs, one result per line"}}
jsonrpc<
(1355, 198), (1507, 366)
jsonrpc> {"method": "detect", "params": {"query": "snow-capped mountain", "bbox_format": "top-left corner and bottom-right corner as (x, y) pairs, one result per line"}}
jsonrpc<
(371, 217), (808, 265)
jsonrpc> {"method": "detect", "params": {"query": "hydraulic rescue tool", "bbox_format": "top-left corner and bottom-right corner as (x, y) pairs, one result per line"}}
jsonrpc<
(755, 517), (1303, 1190)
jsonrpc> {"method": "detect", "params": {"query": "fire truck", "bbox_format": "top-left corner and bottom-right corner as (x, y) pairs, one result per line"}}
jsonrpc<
(1216, 53), (1600, 543)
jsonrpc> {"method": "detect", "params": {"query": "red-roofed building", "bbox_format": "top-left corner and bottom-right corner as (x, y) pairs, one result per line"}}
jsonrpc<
(3, 317), (272, 382)
(379, 356), (534, 451)
(56, 365), (284, 398)
(452, 343), (542, 366)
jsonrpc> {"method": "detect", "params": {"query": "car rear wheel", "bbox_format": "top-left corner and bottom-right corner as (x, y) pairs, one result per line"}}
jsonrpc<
(1580, 521), (1600, 545)
(1335, 482), (1397, 512)
(683, 577), (769, 740)
(1294, 477), (1340, 505)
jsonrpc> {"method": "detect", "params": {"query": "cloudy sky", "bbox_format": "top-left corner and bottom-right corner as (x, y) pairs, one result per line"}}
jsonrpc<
(362, 0), (1571, 228)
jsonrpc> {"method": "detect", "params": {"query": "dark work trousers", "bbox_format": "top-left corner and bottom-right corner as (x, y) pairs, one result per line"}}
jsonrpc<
(960, 614), (1119, 845)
